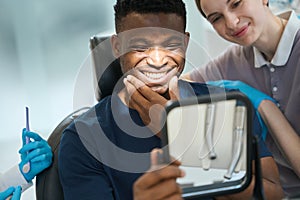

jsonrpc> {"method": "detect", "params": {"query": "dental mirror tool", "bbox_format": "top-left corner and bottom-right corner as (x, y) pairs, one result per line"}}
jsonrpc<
(22, 106), (31, 173)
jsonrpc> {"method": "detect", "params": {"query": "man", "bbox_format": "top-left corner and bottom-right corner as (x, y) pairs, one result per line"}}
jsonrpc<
(58, 0), (283, 199)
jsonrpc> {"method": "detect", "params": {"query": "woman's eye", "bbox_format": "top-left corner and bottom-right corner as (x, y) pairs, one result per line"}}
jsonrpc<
(210, 16), (221, 24)
(232, 0), (241, 8)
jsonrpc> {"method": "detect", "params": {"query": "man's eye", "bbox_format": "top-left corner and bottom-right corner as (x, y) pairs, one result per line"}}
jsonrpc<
(130, 46), (148, 52)
(166, 43), (183, 50)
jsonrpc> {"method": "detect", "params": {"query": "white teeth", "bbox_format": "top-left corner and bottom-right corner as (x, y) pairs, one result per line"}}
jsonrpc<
(144, 72), (166, 79)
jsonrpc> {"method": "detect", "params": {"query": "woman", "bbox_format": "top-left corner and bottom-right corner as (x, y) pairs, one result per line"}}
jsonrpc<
(182, 0), (300, 197)
(0, 129), (52, 199)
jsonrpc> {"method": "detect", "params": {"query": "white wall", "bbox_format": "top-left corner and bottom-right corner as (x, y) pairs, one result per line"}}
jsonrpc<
(0, 0), (115, 199)
(184, 0), (231, 73)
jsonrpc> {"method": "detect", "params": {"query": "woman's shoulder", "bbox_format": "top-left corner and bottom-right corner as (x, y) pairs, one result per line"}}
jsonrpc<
(208, 44), (251, 65)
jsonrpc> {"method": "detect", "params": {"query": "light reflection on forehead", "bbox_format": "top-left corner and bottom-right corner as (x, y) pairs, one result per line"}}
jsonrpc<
(117, 27), (186, 53)
(118, 27), (185, 44)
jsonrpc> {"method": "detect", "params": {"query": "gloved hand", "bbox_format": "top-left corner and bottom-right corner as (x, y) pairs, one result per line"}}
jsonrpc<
(0, 186), (21, 200)
(18, 129), (53, 182)
(207, 80), (276, 141)
(206, 80), (276, 109)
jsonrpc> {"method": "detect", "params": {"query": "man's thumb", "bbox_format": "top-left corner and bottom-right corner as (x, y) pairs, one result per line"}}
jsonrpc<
(169, 76), (180, 100)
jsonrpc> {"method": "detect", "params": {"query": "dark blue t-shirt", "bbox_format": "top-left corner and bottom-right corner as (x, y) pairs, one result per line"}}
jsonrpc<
(58, 80), (271, 200)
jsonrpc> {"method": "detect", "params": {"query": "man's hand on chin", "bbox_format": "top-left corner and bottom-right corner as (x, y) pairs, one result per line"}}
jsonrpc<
(123, 75), (179, 136)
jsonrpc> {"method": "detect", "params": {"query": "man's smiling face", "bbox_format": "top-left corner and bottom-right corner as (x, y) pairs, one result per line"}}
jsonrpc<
(112, 12), (189, 94)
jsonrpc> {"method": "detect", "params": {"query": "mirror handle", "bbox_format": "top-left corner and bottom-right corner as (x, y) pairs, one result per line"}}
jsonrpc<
(253, 135), (266, 200)
(205, 103), (217, 160)
(224, 106), (246, 179)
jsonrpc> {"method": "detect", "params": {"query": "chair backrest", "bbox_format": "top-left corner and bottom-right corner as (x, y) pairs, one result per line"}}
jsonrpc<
(35, 107), (90, 200)
(89, 34), (122, 101)
(35, 34), (121, 199)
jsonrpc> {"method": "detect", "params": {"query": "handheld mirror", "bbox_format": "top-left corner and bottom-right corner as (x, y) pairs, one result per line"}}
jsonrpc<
(161, 91), (253, 199)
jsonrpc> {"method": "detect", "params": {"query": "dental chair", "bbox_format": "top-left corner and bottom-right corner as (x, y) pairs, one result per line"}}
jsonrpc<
(35, 34), (122, 200)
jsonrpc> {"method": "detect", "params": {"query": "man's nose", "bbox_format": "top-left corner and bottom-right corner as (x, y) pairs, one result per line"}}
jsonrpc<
(146, 47), (168, 67)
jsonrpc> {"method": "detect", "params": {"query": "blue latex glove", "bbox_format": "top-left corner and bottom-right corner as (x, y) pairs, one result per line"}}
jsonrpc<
(18, 129), (53, 182)
(206, 80), (276, 109)
(207, 80), (276, 141)
(0, 186), (21, 200)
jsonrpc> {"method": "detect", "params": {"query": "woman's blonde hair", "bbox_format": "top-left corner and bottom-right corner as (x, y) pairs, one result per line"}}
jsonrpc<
(194, 0), (269, 19)
(194, 0), (206, 18)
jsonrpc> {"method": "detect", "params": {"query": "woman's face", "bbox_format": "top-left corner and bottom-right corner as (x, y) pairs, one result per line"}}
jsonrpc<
(199, 0), (268, 46)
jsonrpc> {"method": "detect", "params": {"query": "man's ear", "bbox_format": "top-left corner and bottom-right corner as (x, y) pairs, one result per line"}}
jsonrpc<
(184, 32), (190, 51)
(111, 34), (121, 58)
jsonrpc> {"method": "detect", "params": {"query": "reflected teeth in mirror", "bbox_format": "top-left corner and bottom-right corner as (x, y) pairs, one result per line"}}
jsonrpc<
(143, 72), (166, 79)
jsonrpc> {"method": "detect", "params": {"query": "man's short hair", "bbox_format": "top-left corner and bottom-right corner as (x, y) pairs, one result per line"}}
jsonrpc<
(114, 0), (187, 33)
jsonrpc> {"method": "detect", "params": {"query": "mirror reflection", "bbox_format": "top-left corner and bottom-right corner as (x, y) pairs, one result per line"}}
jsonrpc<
(165, 99), (248, 189)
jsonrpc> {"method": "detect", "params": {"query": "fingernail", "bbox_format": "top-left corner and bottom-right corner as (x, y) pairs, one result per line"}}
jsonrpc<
(123, 78), (128, 84)
(180, 169), (186, 177)
(156, 151), (164, 165)
(127, 75), (133, 80)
